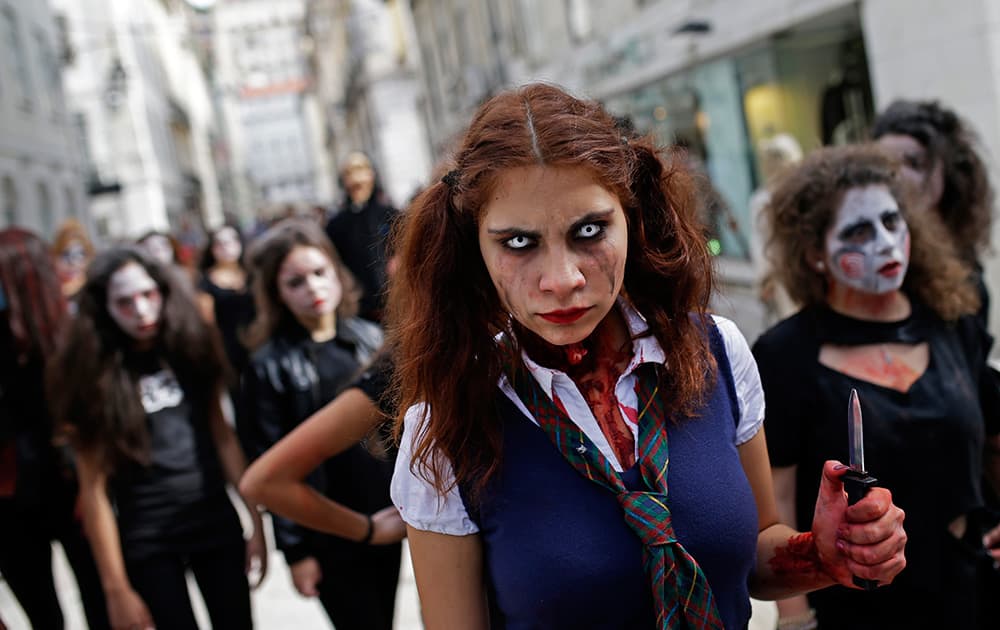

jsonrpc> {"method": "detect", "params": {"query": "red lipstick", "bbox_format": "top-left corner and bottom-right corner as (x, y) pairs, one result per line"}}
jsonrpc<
(539, 307), (590, 324)
(878, 261), (903, 277)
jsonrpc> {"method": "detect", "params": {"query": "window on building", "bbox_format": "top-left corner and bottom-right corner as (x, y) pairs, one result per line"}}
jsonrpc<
(64, 185), (77, 219)
(2, 6), (33, 110)
(35, 28), (61, 119)
(37, 181), (52, 235)
(2, 176), (17, 226)
(564, 0), (592, 43)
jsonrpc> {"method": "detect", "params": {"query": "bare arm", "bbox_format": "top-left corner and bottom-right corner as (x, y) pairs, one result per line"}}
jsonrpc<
(197, 291), (215, 324)
(740, 430), (906, 600)
(208, 392), (267, 587)
(239, 387), (403, 544)
(771, 465), (816, 621)
(209, 391), (260, 513)
(407, 527), (489, 630)
(76, 449), (154, 629)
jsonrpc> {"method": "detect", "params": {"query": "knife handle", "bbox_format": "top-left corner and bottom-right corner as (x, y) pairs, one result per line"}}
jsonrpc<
(841, 469), (880, 591)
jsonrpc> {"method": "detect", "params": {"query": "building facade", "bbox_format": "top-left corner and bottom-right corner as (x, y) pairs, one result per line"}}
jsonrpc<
(411, 0), (1000, 343)
(0, 0), (87, 237)
(307, 0), (432, 209)
(210, 0), (332, 221)
(54, 0), (223, 241)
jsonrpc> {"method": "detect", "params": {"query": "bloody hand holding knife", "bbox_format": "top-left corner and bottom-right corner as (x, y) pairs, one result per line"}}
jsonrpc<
(841, 388), (880, 591)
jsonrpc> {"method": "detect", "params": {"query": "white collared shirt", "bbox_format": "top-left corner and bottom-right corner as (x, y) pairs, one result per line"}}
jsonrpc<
(390, 304), (765, 535)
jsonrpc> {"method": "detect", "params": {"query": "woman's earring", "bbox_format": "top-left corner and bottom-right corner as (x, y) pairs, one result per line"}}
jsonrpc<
(815, 261), (825, 272)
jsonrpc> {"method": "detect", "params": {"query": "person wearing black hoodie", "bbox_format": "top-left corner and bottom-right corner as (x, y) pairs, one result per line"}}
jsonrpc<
(325, 152), (398, 323)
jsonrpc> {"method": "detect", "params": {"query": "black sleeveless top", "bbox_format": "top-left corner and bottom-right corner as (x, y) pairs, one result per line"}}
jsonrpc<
(754, 301), (999, 629)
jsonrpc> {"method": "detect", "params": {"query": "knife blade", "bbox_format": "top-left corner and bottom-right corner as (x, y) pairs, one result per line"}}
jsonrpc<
(841, 388), (879, 591)
(847, 388), (865, 472)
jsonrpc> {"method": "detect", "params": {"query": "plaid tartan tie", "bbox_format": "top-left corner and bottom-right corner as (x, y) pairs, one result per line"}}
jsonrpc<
(510, 362), (724, 629)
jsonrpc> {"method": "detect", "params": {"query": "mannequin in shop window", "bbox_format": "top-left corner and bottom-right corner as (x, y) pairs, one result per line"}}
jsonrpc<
(749, 132), (803, 324)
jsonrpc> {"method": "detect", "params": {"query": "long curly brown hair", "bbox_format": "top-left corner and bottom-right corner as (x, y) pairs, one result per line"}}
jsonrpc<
(387, 83), (716, 497)
(764, 144), (978, 321)
(872, 100), (994, 258)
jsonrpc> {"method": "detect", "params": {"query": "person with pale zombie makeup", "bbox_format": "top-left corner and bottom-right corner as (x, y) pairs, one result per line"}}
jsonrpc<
(0, 228), (110, 630)
(51, 218), (95, 304)
(198, 224), (255, 385)
(136, 230), (182, 267)
(239, 219), (398, 630)
(386, 84), (906, 630)
(48, 247), (266, 630)
(754, 145), (1000, 629)
(872, 100), (995, 322)
(325, 151), (399, 323)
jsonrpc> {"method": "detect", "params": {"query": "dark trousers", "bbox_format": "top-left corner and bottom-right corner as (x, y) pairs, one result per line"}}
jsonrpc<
(316, 541), (402, 630)
(0, 499), (110, 630)
(126, 540), (252, 630)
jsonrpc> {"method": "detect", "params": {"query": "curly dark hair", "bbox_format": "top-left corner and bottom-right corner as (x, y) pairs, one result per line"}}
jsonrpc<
(387, 83), (716, 497)
(48, 247), (226, 471)
(872, 100), (994, 257)
(764, 144), (978, 321)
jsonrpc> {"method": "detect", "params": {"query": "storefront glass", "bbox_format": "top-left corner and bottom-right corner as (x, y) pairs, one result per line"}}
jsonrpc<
(605, 6), (873, 263)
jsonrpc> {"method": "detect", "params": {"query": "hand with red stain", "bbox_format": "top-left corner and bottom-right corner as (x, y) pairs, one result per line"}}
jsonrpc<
(810, 460), (907, 587)
(982, 523), (1000, 563)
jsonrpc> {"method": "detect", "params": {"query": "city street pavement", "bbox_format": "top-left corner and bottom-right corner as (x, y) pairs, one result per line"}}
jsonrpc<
(0, 518), (424, 630)
(1, 532), (776, 629)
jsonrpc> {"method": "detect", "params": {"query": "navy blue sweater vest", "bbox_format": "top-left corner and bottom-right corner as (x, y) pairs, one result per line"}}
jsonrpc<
(463, 326), (759, 629)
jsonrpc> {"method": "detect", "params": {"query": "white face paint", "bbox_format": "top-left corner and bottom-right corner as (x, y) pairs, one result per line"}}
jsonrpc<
(824, 185), (910, 295)
(277, 246), (341, 325)
(211, 227), (242, 264)
(140, 234), (175, 265)
(107, 262), (163, 341)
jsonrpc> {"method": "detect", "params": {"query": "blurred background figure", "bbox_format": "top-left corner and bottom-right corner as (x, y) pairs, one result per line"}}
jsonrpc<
(0, 227), (110, 629)
(49, 247), (266, 630)
(240, 219), (397, 630)
(325, 152), (399, 323)
(754, 145), (1000, 630)
(51, 219), (96, 306)
(750, 133), (804, 324)
(136, 230), (184, 268)
(872, 100), (995, 318)
(198, 224), (255, 396)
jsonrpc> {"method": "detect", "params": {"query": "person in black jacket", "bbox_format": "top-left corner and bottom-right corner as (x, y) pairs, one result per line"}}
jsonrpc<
(0, 228), (109, 630)
(325, 152), (399, 322)
(240, 219), (398, 630)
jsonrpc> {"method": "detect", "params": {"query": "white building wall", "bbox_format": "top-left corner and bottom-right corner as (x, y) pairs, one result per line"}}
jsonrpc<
(0, 0), (87, 236)
(55, 0), (219, 239)
(212, 0), (325, 216)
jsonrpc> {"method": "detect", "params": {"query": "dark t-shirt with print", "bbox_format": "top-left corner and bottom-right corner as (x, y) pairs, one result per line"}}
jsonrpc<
(111, 352), (241, 560)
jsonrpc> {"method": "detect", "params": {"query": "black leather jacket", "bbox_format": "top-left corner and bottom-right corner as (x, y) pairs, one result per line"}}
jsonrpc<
(239, 317), (384, 564)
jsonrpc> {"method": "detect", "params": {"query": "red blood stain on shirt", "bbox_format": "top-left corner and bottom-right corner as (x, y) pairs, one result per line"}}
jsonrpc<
(565, 325), (635, 467)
